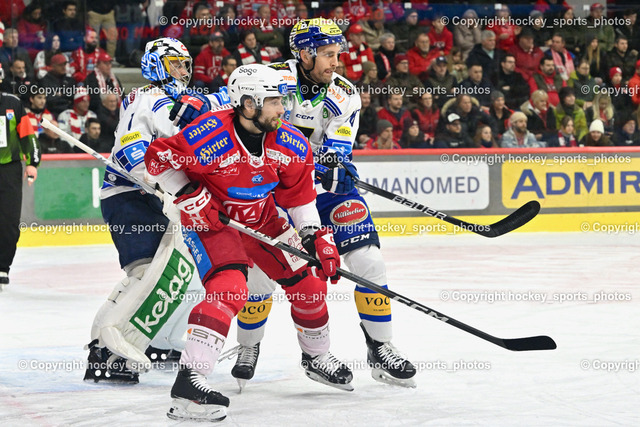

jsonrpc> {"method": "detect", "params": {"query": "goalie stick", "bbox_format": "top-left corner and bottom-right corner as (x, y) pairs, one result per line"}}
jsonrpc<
(41, 119), (556, 352)
(316, 159), (540, 237)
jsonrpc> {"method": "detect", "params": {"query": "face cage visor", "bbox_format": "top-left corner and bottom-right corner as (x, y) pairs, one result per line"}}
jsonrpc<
(162, 55), (192, 86)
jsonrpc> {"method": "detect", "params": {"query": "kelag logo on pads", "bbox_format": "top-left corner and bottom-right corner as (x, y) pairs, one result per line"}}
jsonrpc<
(130, 249), (195, 338)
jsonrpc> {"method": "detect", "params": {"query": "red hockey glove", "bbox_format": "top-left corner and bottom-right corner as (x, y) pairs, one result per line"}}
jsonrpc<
(173, 183), (224, 232)
(301, 228), (341, 284)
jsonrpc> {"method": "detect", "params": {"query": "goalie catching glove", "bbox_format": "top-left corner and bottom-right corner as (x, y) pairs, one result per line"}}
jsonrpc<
(301, 227), (341, 284)
(316, 151), (359, 194)
(174, 183), (225, 231)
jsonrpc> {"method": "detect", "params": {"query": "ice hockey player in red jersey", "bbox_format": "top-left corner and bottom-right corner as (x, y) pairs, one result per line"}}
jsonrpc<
(144, 64), (353, 422)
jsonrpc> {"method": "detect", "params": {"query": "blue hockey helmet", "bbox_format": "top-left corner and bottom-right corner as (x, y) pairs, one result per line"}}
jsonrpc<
(289, 18), (347, 61)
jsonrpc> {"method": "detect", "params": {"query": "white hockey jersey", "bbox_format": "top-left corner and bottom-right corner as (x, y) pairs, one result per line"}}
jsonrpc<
(100, 85), (228, 199)
(270, 59), (361, 158)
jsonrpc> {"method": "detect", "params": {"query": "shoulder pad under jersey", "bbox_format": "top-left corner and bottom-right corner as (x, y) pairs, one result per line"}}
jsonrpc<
(269, 62), (292, 71)
(332, 76), (356, 96)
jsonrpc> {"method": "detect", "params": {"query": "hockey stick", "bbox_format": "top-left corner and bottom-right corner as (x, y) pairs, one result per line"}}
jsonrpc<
(42, 119), (556, 352)
(317, 161), (540, 237)
(41, 118), (158, 195)
(353, 177), (540, 238)
(215, 215), (556, 351)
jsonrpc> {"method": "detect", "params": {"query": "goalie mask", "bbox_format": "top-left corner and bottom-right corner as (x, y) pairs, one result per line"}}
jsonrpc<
(141, 38), (192, 98)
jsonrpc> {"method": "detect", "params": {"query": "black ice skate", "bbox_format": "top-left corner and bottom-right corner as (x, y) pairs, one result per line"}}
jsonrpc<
(301, 352), (354, 392)
(167, 368), (230, 422)
(361, 323), (417, 388)
(83, 339), (139, 384)
(145, 346), (181, 369)
(230, 343), (260, 392)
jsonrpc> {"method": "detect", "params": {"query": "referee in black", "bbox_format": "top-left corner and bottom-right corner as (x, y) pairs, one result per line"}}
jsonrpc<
(0, 66), (40, 288)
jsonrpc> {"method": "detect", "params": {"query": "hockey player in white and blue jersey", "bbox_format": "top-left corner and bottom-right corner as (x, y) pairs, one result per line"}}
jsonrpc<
(85, 37), (229, 383)
(230, 19), (417, 388)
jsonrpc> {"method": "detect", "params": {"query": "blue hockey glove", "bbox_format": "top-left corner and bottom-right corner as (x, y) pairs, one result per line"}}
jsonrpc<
(169, 90), (211, 129)
(316, 151), (359, 194)
(320, 162), (359, 194)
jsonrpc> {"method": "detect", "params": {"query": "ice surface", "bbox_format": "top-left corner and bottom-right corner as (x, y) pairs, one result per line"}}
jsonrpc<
(1, 233), (639, 426)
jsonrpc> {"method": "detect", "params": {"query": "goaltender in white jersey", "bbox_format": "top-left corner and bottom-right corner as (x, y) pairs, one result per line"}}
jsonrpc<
(85, 37), (228, 383)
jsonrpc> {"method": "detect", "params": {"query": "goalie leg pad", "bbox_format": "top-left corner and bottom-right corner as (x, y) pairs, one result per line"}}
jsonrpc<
(90, 226), (199, 371)
(344, 245), (393, 343)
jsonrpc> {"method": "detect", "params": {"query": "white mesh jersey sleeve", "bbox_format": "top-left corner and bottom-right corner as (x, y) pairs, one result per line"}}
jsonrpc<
(100, 86), (180, 199)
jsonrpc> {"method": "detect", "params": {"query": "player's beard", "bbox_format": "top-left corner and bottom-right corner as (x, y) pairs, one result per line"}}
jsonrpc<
(311, 67), (334, 85)
(257, 113), (280, 133)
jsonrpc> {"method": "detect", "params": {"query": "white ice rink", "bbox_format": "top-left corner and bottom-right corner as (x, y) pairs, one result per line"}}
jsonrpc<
(1, 232), (639, 426)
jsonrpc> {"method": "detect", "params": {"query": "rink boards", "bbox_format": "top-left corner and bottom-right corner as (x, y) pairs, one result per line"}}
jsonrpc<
(18, 148), (640, 246)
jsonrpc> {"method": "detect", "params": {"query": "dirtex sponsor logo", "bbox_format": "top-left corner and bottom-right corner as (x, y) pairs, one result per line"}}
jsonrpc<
(330, 200), (368, 226)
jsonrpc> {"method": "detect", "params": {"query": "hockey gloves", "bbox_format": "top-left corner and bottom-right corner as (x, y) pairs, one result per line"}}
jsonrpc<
(316, 152), (359, 194)
(169, 90), (211, 129)
(301, 228), (341, 284)
(173, 183), (224, 231)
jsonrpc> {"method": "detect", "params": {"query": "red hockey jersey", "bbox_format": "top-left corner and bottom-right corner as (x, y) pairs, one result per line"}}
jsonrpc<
(145, 107), (316, 229)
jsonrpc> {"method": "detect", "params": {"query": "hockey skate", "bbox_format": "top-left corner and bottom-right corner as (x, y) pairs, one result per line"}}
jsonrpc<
(361, 323), (417, 388)
(145, 346), (181, 370)
(301, 352), (354, 392)
(83, 339), (139, 384)
(0, 271), (9, 290)
(230, 343), (260, 392)
(167, 368), (230, 422)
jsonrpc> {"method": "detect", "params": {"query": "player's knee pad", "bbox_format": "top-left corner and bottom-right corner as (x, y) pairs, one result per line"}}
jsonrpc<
(202, 265), (248, 315)
(286, 274), (328, 328)
(91, 227), (200, 371)
(246, 264), (278, 295)
(344, 244), (387, 284)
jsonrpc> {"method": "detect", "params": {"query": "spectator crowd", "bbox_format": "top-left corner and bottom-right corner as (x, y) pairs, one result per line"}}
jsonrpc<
(2, 1), (640, 153)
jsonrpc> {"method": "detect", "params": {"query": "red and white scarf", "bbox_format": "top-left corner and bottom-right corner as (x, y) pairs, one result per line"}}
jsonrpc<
(60, 109), (97, 140)
(346, 42), (370, 76)
(96, 71), (123, 102)
(237, 43), (271, 65)
(550, 49), (575, 81)
(27, 109), (55, 136)
(556, 131), (577, 147)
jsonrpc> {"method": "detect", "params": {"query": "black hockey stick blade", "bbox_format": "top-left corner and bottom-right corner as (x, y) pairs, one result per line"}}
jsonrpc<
(471, 200), (541, 238)
(350, 177), (540, 238)
(501, 335), (557, 351)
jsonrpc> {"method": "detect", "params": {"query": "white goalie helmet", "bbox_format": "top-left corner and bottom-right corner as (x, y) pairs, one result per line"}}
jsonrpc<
(141, 37), (192, 98)
(227, 64), (289, 109)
